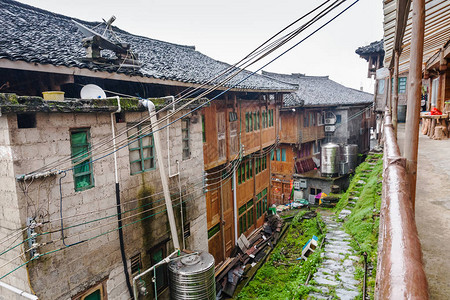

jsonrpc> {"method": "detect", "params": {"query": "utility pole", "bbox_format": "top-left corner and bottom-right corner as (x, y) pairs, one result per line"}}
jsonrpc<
(404, 0), (425, 211)
(393, 50), (400, 136)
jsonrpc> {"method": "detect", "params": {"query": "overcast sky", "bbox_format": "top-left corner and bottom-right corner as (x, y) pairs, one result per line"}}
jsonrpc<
(18, 0), (383, 92)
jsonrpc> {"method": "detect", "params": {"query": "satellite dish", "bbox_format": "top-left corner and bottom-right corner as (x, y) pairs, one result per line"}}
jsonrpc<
(80, 84), (107, 99)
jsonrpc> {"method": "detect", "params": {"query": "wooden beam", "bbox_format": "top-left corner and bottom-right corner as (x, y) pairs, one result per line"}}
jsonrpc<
(404, 0), (425, 212)
(393, 50), (400, 136)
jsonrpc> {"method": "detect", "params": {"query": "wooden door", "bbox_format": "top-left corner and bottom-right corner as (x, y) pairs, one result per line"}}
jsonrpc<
(221, 179), (235, 257)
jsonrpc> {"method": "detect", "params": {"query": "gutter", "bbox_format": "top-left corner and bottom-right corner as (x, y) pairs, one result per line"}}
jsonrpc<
(110, 97), (134, 298)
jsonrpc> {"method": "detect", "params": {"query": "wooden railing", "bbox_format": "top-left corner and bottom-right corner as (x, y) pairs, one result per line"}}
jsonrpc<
(376, 113), (428, 299)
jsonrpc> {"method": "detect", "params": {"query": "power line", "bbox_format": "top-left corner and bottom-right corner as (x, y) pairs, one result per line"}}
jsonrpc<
(1, 0), (361, 280)
(22, 0), (347, 178)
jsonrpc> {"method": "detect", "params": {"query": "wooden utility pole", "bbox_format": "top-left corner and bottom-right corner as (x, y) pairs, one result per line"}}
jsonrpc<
(393, 50), (400, 136)
(404, 0), (425, 211)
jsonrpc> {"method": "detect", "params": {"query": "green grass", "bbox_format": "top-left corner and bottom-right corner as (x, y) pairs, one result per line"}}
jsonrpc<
(237, 212), (325, 300)
(334, 154), (383, 299)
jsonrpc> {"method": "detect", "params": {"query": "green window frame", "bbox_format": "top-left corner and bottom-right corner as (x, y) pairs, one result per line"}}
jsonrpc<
(128, 123), (155, 175)
(398, 77), (407, 93)
(256, 111), (260, 130)
(181, 118), (190, 160)
(208, 223), (221, 239)
(262, 110), (267, 128)
(247, 199), (254, 229)
(249, 160), (253, 179)
(245, 113), (249, 132)
(271, 149), (275, 161)
(70, 129), (94, 192)
(245, 161), (249, 180)
(238, 164), (242, 184)
(391, 77), (408, 94)
(256, 192), (262, 218)
(202, 115), (206, 143)
(276, 148), (281, 161)
(249, 112), (253, 132)
(238, 204), (247, 235)
(253, 112), (257, 130)
(262, 188), (268, 212)
(281, 148), (286, 162)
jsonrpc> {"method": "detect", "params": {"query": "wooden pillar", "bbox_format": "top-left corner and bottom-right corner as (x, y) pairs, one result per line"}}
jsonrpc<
(404, 0), (425, 212)
(386, 71), (392, 113)
(393, 51), (400, 136)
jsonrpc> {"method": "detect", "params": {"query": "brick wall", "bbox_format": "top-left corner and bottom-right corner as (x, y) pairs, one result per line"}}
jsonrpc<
(1, 109), (207, 299)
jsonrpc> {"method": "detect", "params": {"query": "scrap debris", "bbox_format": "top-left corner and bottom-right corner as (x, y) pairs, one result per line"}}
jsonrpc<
(214, 214), (284, 298)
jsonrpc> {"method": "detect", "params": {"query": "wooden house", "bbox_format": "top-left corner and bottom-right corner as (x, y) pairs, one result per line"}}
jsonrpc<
(262, 71), (373, 202)
(202, 92), (285, 262)
(0, 0), (295, 298)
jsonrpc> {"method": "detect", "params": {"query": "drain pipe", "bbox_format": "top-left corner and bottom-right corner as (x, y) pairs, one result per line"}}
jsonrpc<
(165, 96), (179, 178)
(141, 99), (180, 250)
(0, 281), (38, 300)
(110, 97), (134, 298)
(177, 160), (185, 250)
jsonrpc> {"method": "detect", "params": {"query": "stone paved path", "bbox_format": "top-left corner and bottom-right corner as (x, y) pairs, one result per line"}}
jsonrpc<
(308, 215), (359, 299)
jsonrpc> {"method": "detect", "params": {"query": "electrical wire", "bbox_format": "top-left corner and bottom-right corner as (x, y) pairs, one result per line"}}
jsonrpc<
(22, 0), (347, 177)
(0, 0), (361, 280)
(2, 0), (357, 258)
(0, 151), (244, 258)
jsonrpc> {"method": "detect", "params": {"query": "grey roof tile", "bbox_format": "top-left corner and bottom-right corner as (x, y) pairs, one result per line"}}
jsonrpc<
(355, 40), (384, 56)
(0, 0), (295, 91)
(262, 71), (373, 107)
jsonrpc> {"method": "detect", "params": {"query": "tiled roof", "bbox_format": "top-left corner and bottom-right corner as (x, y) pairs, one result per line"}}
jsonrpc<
(0, 0), (295, 92)
(262, 71), (373, 107)
(355, 40), (384, 56)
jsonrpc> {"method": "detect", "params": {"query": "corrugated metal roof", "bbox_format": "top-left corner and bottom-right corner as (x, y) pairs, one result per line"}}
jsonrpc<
(383, 0), (450, 72)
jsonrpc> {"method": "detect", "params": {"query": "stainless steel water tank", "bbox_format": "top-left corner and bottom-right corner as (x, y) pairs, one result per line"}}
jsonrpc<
(168, 252), (215, 300)
(341, 144), (358, 172)
(321, 143), (340, 177)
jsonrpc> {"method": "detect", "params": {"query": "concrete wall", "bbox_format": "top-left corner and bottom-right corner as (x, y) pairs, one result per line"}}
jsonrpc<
(1, 109), (207, 299)
(0, 116), (34, 299)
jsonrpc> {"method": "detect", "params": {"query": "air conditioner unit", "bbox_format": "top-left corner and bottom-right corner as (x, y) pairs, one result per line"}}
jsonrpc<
(325, 118), (336, 125)
(324, 125), (336, 132)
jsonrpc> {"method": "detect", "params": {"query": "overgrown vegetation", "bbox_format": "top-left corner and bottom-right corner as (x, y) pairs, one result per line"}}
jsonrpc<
(334, 153), (383, 299)
(237, 211), (325, 299)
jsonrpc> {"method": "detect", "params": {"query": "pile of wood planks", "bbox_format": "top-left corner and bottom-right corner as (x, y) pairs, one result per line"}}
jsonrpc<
(214, 214), (285, 298)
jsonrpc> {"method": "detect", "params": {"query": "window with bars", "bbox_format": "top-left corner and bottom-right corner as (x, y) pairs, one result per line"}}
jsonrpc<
(70, 129), (94, 192)
(182, 118), (190, 160)
(245, 112), (249, 132)
(268, 109), (274, 127)
(127, 123), (155, 175)
(256, 188), (268, 219)
(130, 253), (142, 275)
(239, 199), (255, 235)
(262, 110), (267, 128)
(238, 157), (254, 185)
(391, 77), (408, 94)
